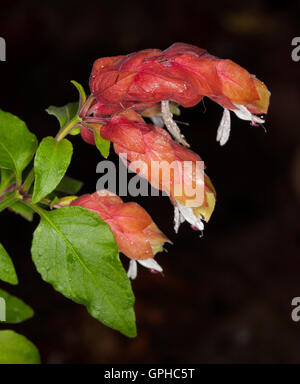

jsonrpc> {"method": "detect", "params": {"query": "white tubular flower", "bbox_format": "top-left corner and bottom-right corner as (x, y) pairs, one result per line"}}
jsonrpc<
(217, 104), (266, 146)
(127, 258), (163, 280)
(232, 103), (265, 125)
(216, 108), (231, 146)
(174, 201), (204, 233)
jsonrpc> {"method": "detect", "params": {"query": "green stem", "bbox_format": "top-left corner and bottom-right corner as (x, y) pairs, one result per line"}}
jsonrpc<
(22, 169), (35, 194)
(55, 115), (81, 142)
(16, 172), (22, 189)
(79, 94), (95, 117)
(22, 199), (47, 217)
(0, 192), (21, 213)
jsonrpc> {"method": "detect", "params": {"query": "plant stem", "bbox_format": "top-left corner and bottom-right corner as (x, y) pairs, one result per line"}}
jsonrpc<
(0, 184), (16, 201)
(55, 115), (81, 142)
(16, 172), (22, 189)
(22, 199), (46, 217)
(0, 192), (21, 212)
(82, 117), (105, 124)
(79, 94), (95, 117)
(22, 169), (35, 194)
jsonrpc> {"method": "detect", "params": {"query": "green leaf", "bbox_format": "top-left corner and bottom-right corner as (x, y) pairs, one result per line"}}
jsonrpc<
(51, 196), (78, 208)
(50, 196), (60, 209)
(71, 80), (87, 107)
(55, 175), (83, 195)
(1, 169), (12, 185)
(69, 126), (81, 136)
(0, 169), (15, 191)
(0, 170), (15, 197)
(94, 128), (111, 159)
(0, 243), (18, 285)
(9, 201), (34, 221)
(0, 330), (40, 364)
(46, 102), (79, 130)
(0, 289), (34, 323)
(31, 205), (136, 337)
(32, 137), (73, 203)
(0, 110), (38, 186)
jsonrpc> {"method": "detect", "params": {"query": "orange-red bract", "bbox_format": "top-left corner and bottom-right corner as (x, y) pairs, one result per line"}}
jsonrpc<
(100, 114), (216, 221)
(90, 42), (269, 115)
(70, 190), (169, 261)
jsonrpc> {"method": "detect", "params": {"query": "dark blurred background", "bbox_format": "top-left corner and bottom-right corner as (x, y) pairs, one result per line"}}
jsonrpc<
(0, 0), (300, 363)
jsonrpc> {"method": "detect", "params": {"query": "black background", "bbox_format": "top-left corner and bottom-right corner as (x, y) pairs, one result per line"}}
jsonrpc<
(0, 0), (299, 363)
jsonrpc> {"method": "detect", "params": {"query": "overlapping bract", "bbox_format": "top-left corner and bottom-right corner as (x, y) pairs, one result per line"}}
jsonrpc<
(90, 42), (269, 117)
(99, 113), (216, 230)
(71, 190), (169, 261)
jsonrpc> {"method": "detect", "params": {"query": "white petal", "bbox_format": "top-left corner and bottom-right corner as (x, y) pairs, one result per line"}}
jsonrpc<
(176, 201), (204, 231)
(232, 103), (265, 124)
(127, 259), (137, 280)
(216, 108), (231, 146)
(174, 206), (186, 233)
(174, 206), (180, 233)
(161, 100), (190, 147)
(137, 258), (163, 273)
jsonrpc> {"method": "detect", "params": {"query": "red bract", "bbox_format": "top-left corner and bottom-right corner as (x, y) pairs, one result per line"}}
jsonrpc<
(89, 43), (270, 146)
(79, 41), (269, 239)
(70, 190), (169, 279)
(100, 114), (216, 232)
(90, 42), (269, 114)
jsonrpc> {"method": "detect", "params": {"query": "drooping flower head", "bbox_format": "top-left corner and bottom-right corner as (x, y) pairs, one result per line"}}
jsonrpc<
(70, 190), (170, 279)
(89, 42), (270, 145)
